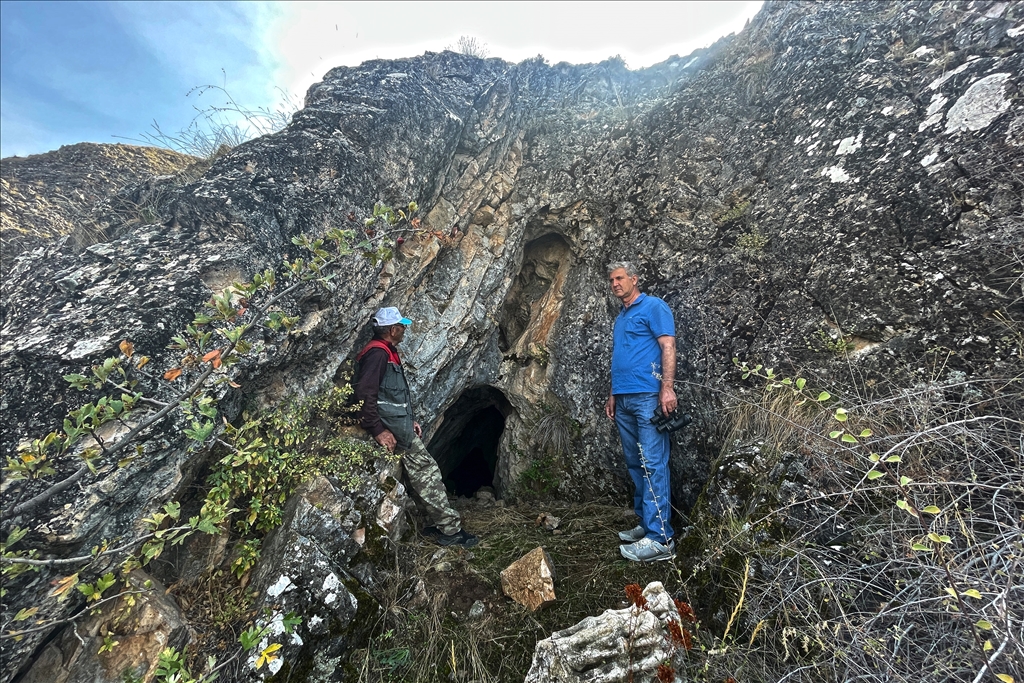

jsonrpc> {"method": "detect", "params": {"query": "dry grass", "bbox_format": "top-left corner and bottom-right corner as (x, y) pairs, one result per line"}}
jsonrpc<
(680, 368), (1024, 683)
(354, 500), (689, 682)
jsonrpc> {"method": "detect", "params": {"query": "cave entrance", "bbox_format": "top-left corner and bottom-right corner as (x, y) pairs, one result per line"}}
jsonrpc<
(428, 386), (510, 497)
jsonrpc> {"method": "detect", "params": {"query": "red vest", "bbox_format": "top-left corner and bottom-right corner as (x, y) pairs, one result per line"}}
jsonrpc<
(357, 339), (401, 365)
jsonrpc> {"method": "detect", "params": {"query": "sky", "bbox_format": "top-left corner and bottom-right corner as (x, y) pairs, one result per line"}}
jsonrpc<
(0, 1), (763, 159)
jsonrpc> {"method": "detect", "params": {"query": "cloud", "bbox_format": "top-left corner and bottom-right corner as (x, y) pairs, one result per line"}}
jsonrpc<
(1, 1), (762, 157)
(270, 1), (763, 103)
(111, 1), (287, 105)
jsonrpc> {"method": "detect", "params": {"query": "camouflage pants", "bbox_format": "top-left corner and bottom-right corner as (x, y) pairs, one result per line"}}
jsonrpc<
(400, 436), (461, 535)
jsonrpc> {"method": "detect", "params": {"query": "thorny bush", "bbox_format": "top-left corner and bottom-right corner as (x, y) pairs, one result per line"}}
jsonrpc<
(671, 359), (1024, 683)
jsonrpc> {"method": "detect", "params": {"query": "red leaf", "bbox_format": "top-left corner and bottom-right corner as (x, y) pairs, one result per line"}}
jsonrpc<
(163, 368), (183, 381)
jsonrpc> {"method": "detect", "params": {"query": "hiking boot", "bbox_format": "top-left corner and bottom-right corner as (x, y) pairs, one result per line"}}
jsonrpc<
(434, 529), (479, 548)
(620, 537), (675, 562)
(618, 525), (646, 543)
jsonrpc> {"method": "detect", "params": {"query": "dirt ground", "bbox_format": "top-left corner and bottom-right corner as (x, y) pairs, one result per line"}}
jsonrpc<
(352, 497), (691, 683)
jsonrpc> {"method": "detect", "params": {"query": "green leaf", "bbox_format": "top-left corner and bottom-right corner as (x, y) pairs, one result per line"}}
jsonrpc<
(817, 391), (830, 401)
(975, 619), (993, 631)
(885, 455), (902, 463)
(869, 453), (880, 462)
(921, 505), (941, 515)
(63, 374), (90, 390)
(867, 470), (884, 480)
(834, 408), (848, 422)
(911, 543), (933, 552)
(163, 501), (181, 520)
(859, 429), (873, 438)
(95, 572), (116, 593)
(829, 430), (843, 439)
(900, 475), (911, 486)
(841, 433), (858, 443)
(896, 499), (919, 517)
(796, 377), (806, 390)
(5, 526), (29, 547)
(13, 607), (39, 621)
(963, 589), (982, 599)
(282, 612), (302, 633)
(944, 587), (958, 598)
(995, 674), (1013, 683)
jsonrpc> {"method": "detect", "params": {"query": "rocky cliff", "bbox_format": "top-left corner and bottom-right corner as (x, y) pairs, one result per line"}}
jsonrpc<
(2, 1), (1022, 680)
(0, 143), (195, 270)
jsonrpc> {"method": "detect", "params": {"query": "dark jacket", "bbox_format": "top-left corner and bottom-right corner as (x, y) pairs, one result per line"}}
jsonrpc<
(354, 340), (415, 449)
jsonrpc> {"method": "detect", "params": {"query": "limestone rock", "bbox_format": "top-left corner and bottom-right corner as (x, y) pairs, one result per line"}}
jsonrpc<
(246, 476), (382, 681)
(524, 581), (680, 683)
(501, 546), (556, 611)
(18, 571), (191, 683)
(536, 512), (561, 531)
(375, 479), (409, 542)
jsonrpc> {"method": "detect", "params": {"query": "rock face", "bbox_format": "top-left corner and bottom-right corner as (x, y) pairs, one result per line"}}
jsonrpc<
(1, 1), (1022, 679)
(18, 571), (191, 683)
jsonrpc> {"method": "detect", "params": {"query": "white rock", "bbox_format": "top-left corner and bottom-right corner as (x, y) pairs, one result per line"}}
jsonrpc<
(822, 166), (851, 183)
(944, 73), (1012, 134)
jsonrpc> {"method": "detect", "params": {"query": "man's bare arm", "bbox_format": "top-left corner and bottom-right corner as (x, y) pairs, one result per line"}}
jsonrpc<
(657, 335), (678, 414)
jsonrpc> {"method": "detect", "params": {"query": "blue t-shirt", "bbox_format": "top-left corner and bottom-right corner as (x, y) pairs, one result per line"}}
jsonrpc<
(611, 293), (675, 394)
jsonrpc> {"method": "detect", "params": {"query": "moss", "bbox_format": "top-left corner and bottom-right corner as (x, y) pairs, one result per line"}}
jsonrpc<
(736, 229), (768, 252)
(807, 328), (855, 355)
(714, 199), (751, 225)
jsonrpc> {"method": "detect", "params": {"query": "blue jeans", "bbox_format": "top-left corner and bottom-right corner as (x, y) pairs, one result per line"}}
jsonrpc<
(614, 393), (674, 544)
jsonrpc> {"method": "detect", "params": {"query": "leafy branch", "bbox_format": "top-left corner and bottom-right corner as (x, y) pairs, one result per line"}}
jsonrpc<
(1, 202), (424, 671)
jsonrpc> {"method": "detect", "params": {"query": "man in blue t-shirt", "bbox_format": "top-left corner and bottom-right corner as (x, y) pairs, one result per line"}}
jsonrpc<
(604, 261), (677, 562)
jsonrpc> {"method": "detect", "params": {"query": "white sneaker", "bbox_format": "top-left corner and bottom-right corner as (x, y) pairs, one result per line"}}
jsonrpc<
(617, 525), (646, 543)
(620, 537), (675, 562)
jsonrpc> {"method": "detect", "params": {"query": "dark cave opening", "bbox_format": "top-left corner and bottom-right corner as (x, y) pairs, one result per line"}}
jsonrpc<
(427, 386), (510, 497)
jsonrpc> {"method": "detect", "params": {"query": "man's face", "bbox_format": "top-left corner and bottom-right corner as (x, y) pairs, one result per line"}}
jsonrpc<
(609, 268), (638, 302)
(390, 323), (408, 345)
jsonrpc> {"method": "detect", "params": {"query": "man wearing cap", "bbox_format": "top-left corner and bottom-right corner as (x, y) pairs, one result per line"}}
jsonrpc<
(604, 261), (677, 562)
(354, 307), (478, 547)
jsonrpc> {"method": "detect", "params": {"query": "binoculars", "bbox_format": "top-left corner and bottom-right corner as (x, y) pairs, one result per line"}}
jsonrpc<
(652, 407), (693, 433)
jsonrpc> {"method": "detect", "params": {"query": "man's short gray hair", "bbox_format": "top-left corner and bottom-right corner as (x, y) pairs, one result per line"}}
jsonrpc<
(607, 261), (638, 277)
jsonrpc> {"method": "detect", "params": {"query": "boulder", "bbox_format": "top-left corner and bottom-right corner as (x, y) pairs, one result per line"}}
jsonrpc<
(524, 581), (682, 683)
(245, 476), (385, 681)
(500, 546), (556, 612)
